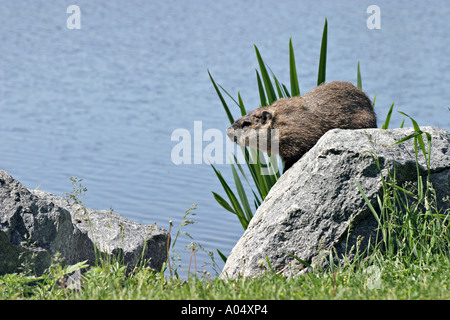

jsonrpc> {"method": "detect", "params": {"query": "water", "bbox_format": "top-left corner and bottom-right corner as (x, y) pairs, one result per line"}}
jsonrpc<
(1, 0), (449, 275)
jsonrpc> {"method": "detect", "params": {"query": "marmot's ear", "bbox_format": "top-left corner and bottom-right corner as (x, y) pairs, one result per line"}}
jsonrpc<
(261, 110), (272, 124)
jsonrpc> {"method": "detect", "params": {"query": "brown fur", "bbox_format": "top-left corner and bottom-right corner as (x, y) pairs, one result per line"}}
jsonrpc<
(226, 81), (377, 171)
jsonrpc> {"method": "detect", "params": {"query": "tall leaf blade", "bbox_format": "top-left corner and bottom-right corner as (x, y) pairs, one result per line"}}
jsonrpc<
(237, 93), (247, 117)
(397, 111), (432, 167)
(289, 38), (300, 97)
(218, 84), (241, 109)
(282, 83), (291, 98)
(217, 249), (227, 263)
(244, 148), (266, 201)
(372, 93), (377, 109)
(354, 178), (381, 225)
(212, 192), (235, 214)
(317, 18), (328, 86)
(357, 61), (362, 89)
(390, 131), (424, 146)
(256, 70), (268, 107)
(254, 45), (277, 104)
(382, 102), (395, 129)
(211, 164), (248, 229)
(233, 153), (252, 187)
(273, 75), (285, 98)
(208, 70), (234, 125)
(231, 163), (253, 223)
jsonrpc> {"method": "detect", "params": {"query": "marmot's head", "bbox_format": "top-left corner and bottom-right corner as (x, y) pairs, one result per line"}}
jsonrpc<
(226, 97), (307, 155)
(226, 105), (279, 154)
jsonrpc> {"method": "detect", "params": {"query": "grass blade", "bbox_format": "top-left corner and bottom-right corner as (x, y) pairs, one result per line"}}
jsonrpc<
(212, 192), (235, 214)
(289, 38), (300, 97)
(217, 249), (227, 263)
(273, 75), (285, 98)
(282, 83), (291, 98)
(231, 163), (253, 223)
(357, 61), (362, 89)
(382, 102), (395, 129)
(254, 45), (277, 104)
(354, 177), (380, 225)
(256, 70), (268, 107)
(216, 84), (248, 116)
(289, 254), (314, 270)
(397, 112), (431, 159)
(208, 70), (234, 125)
(317, 18), (328, 86)
(390, 131), (423, 146)
(211, 164), (248, 229)
(249, 148), (268, 197)
(396, 112), (432, 172)
(217, 83), (240, 108)
(237, 93), (247, 117)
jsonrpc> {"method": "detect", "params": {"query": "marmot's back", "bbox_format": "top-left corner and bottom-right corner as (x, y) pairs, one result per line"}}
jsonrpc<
(302, 81), (376, 129)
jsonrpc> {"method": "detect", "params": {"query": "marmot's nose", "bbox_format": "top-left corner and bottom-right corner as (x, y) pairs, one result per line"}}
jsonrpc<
(226, 127), (238, 142)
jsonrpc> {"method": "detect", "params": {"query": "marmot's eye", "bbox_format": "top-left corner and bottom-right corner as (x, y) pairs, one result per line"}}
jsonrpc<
(242, 120), (252, 127)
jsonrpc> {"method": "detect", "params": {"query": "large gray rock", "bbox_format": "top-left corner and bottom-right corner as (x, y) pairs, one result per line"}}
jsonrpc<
(221, 126), (449, 279)
(0, 170), (169, 275)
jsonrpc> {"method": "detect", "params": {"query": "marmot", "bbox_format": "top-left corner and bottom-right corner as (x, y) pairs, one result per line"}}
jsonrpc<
(226, 81), (377, 172)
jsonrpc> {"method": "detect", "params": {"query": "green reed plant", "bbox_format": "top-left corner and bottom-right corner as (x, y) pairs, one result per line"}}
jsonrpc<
(209, 19), (376, 237)
(209, 19), (329, 232)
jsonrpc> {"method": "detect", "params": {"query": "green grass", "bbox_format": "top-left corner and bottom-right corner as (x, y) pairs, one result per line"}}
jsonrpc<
(1, 256), (448, 300)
